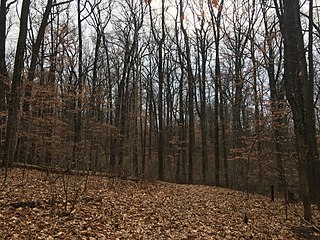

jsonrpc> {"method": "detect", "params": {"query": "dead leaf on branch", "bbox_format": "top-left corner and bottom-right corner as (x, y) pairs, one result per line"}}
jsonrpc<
(212, 0), (220, 9)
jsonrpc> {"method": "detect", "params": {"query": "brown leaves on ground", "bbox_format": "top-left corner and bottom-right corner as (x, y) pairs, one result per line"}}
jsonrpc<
(0, 168), (319, 239)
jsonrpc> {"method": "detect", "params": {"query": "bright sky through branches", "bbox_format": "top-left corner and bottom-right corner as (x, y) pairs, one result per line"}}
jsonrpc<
(146, 0), (221, 32)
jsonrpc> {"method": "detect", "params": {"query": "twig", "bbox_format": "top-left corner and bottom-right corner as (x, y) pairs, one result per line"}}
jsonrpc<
(288, 204), (320, 233)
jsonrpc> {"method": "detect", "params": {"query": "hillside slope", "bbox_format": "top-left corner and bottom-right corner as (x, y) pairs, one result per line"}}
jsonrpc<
(0, 168), (319, 239)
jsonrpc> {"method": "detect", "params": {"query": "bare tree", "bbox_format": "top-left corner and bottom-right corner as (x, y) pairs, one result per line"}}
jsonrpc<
(223, 0), (256, 188)
(274, 0), (320, 222)
(260, 0), (290, 215)
(193, 2), (213, 184)
(148, 0), (166, 180)
(0, 0), (7, 116)
(111, 0), (144, 173)
(4, 0), (30, 169)
(208, 0), (225, 186)
(178, 0), (195, 183)
(0, 0), (8, 161)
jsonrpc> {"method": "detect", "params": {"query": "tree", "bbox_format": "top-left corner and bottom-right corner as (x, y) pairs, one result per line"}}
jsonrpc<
(4, 0), (30, 169)
(260, 0), (289, 213)
(178, 0), (195, 184)
(192, 2), (213, 185)
(223, 0), (256, 188)
(23, 0), (56, 112)
(0, 0), (8, 161)
(208, 0), (225, 186)
(275, 0), (320, 222)
(0, 0), (7, 116)
(111, 0), (144, 173)
(172, 11), (187, 182)
(306, 0), (320, 210)
(148, 0), (166, 180)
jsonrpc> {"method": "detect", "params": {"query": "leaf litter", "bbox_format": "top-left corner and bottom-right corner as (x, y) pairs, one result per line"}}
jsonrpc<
(0, 168), (319, 239)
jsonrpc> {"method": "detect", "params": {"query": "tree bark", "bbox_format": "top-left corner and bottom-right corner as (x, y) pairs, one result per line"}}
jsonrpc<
(5, 0), (31, 167)
(0, 0), (7, 162)
(23, 0), (53, 112)
(148, 0), (165, 180)
(179, 0), (195, 184)
(262, 1), (288, 212)
(306, 0), (320, 209)
(279, 0), (318, 222)
(195, 16), (209, 185)
(0, 0), (7, 116)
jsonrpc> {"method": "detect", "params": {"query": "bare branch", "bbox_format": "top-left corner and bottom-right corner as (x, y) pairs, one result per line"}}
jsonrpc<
(52, 0), (74, 7)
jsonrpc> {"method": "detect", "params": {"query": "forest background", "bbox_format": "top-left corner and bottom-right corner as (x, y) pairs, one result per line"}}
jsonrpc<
(1, 0), (320, 222)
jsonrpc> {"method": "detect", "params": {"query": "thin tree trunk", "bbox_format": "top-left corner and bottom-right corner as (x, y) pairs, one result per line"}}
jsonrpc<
(179, 0), (195, 183)
(91, 31), (102, 118)
(0, 0), (7, 164)
(209, 0), (225, 186)
(306, 0), (320, 209)
(250, 35), (263, 186)
(0, 0), (7, 116)
(262, 2), (288, 215)
(73, 0), (83, 169)
(148, 0), (165, 180)
(196, 17), (209, 185)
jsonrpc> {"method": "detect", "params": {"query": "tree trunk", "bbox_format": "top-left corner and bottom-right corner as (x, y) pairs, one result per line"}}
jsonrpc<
(179, 0), (195, 184)
(262, 2), (288, 210)
(280, 0), (317, 222)
(91, 30), (102, 118)
(0, 0), (7, 115)
(73, 0), (84, 169)
(23, 0), (53, 112)
(209, 0), (226, 186)
(306, 0), (320, 209)
(213, 41), (221, 187)
(148, 0), (165, 181)
(250, 35), (263, 186)
(5, 0), (31, 167)
(0, 0), (7, 162)
(196, 17), (209, 185)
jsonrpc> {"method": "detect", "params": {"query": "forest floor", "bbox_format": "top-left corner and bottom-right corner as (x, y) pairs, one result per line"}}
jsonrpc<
(0, 168), (320, 239)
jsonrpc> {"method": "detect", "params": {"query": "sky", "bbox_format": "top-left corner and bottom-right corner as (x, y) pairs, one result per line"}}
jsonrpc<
(4, 0), (320, 63)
